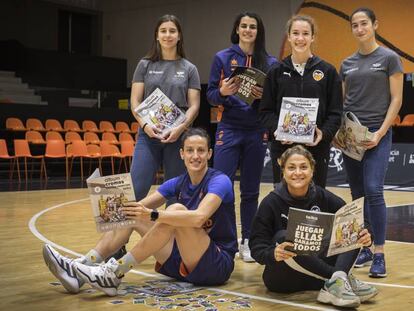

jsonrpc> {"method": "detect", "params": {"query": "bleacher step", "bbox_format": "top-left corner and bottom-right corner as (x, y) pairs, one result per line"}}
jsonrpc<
(0, 71), (15, 78)
(0, 94), (47, 105)
(0, 76), (22, 84)
(0, 82), (30, 91)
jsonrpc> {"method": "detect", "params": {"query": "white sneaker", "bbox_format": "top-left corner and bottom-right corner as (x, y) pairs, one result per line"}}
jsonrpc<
(75, 257), (122, 296)
(239, 239), (255, 263)
(42, 244), (85, 294)
(317, 271), (360, 308)
(348, 274), (378, 302)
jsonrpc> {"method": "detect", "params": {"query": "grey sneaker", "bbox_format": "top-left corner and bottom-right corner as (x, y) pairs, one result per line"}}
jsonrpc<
(42, 244), (85, 294)
(317, 271), (361, 308)
(75, 257), (122, 296)
(349, 274), (378, 302)
(239, 239), (255, 263)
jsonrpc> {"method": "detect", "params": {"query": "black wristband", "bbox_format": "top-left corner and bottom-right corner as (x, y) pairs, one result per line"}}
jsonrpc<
(142, 123), (148, 131)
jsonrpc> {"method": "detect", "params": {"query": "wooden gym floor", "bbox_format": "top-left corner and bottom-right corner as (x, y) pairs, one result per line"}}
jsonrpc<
(0, 183), (413, 310)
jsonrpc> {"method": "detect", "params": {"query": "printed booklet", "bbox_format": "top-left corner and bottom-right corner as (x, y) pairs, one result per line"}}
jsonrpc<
(285, 197), (364, 257)
(86, 168), (136, 232)
(134, 88), (186, 136)
(275, 97), (319, 144)
(228, 66), (266, 105)
(335, 111), (374, 161)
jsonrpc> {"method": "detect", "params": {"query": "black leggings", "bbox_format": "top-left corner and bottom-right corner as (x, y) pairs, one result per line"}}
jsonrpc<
(264, 231), (359, 293)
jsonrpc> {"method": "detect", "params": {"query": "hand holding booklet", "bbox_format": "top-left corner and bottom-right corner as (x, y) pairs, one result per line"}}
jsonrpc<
(87, 168), (136, 232)
(285, 197), (364, 257)
(228, 66), (266, 105)
(334, 111), (374, 161)
(134, 88), (186, 136)
(275, 97), (319, 144)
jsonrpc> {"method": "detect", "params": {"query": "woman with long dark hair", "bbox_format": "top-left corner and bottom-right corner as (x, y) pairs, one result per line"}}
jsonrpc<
(207, 12), (277, 262)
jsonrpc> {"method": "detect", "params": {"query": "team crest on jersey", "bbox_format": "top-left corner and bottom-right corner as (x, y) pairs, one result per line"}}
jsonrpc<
(310, 205), (321, 212)
(231, 59), (238, 66)
(312, 70), (324, 81)
(216, 130), (224, 146)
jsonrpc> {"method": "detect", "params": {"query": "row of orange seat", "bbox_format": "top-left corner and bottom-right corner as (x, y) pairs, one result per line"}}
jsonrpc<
(6, 117), (139, 134)
(393, 114), (414, 126)
(24, 130), (136, 145)
(0, 139), (134, 184)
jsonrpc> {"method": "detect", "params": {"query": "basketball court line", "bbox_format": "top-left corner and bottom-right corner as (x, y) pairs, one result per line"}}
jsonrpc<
(28, 198), (414, 310)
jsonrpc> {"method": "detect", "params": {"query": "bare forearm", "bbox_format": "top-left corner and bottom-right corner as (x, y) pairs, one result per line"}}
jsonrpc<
(158, 209), (206, 228)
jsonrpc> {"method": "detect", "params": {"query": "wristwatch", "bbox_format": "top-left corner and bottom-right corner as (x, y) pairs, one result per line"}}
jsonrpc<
(150, 210), (159, 221)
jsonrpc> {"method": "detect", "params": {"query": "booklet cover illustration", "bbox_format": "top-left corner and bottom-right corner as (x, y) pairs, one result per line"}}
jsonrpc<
(335, 111), (374, 161)
(134, 88), (186, 136)
(87, 168), (136, 232)
(228, 66), (266, 105)
(275, 97), (319, 144)
(286, 197), (364, 257)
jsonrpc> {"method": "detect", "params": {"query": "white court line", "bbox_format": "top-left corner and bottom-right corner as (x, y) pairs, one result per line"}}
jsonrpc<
(29, 198), (414, 310)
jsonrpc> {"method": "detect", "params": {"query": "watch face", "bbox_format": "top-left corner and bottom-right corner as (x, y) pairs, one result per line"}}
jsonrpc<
(151, 210), (159, 221)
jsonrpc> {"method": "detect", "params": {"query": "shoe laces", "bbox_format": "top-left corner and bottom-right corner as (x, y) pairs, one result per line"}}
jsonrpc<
(372, 255), (384, 266)
(96, 258), (118, 277)
(348, 274), (364, 289)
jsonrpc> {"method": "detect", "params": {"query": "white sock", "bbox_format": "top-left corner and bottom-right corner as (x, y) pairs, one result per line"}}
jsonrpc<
(331, 271), (347, 281)
(81, 249), (104, 265)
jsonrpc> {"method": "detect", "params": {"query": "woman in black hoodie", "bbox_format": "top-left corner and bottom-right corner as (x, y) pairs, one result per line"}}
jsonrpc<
(249, 145), (377, 308)
(259, 15), (342, 188)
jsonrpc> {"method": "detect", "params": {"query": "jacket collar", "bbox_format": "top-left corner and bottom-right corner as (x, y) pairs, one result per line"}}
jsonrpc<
(282, 55), (322, 72)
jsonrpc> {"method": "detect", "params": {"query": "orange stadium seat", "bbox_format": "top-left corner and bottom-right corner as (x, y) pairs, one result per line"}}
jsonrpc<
(26, 118), (46, 131)
(102, 132), (120, 145)
(399, 114), (414, 126)
(99, 121), (116, 133)
(0, 139), (15, 180)
(66, 140), (101, 183)
(64, 120), (82, 132)
(115, 121), (132, 133)
(65, 131), (83, 144)
(6, 117), (26, 131)
(44, 139), (68, 183)
(82, 120), (100, 132)
(46, 131), (64, 141)
(100, 141), (126, 174)
(26, 130), (46, 144)
(84, 132), (101, 145)
(13, 139), (46, 183)
(45, 119), (65, 132)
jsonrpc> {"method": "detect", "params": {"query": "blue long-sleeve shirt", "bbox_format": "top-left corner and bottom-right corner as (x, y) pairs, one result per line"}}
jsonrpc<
(207, 44), (277, 130)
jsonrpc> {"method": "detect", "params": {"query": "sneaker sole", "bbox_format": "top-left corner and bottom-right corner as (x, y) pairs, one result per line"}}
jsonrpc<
(354, 260), (372, 268)
(317, 289), (360, 308)
(359, 289), (379, 302)
(369, 272), (387, 278)
(42, 245), (80, 294)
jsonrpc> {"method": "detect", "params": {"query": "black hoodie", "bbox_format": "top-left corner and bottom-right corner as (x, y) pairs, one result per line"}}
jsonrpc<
(259, 55), (342, 153)
(249, 182), (345, 266)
